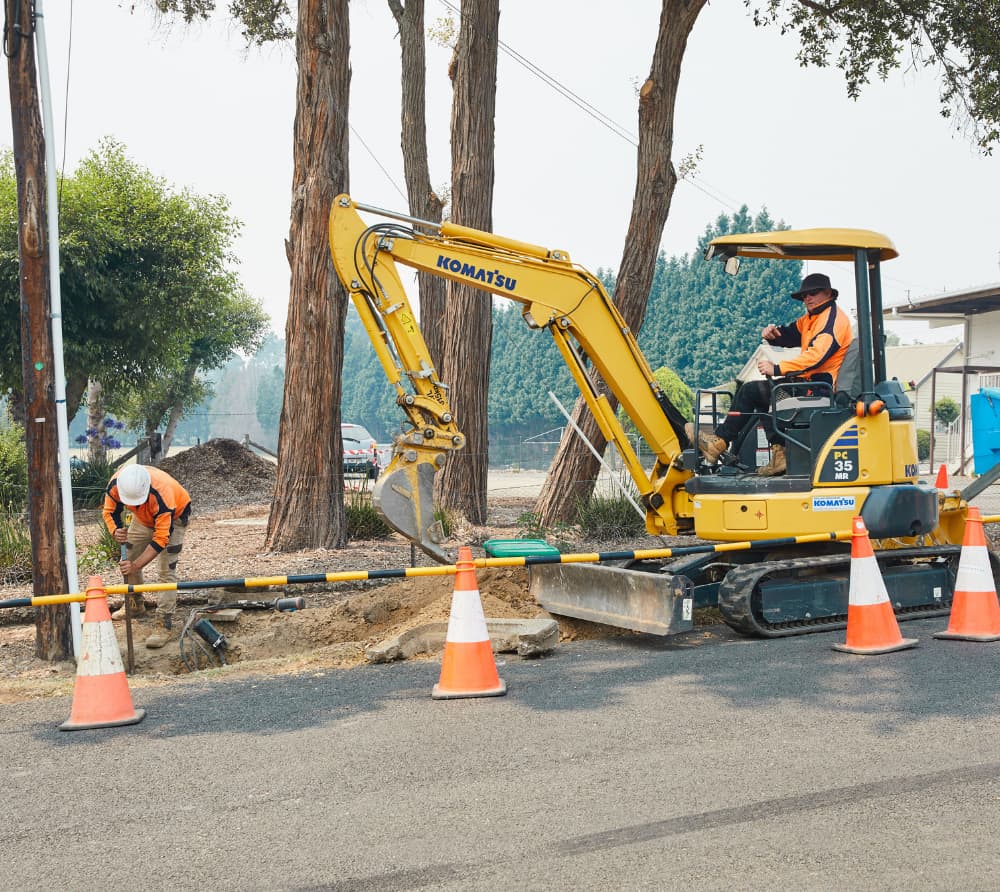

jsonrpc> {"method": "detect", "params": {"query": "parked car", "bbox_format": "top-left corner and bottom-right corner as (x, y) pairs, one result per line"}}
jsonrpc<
(342, 423), (379, 479)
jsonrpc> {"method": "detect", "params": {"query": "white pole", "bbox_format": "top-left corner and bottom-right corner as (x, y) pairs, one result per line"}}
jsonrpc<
(34, 1), (82, 657)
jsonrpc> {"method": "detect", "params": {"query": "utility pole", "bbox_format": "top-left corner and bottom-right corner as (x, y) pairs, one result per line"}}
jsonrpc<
(5, 0), (71, 660)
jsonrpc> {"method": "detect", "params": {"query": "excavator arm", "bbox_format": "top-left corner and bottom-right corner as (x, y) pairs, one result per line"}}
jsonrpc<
(329, 195), (693, 562)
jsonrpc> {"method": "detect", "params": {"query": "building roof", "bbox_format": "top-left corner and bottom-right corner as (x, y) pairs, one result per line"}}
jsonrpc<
(885, 343), (963, 389)
(884, 283), (1000, 322)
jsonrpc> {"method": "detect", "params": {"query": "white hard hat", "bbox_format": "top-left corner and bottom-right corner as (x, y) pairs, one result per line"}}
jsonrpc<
(116, 464), (151, 506)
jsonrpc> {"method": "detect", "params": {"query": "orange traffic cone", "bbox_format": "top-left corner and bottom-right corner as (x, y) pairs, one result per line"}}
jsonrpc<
(60, 576), (146, 731)
(432, 546), (507, 700)
(934, 507), (1000, 642)
(935, 463), (949, 490)
(833, 517), (918, 655)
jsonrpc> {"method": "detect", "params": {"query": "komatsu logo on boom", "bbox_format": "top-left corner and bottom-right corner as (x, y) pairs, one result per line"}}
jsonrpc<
(437, 255), (517, 292)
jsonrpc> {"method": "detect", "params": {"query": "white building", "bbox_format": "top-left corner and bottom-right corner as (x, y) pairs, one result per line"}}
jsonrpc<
(885, 283), (1000, 473)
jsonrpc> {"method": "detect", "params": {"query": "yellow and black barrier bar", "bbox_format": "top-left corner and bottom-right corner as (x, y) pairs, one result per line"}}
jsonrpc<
(0, 529), (854, 610)
(4, 518), (997, 611)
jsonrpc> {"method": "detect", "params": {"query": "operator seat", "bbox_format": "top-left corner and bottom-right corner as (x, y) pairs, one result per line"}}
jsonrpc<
(833, 333), (862, 402)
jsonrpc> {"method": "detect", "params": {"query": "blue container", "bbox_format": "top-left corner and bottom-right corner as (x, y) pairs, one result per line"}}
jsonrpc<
(970, 388), (1000, 475)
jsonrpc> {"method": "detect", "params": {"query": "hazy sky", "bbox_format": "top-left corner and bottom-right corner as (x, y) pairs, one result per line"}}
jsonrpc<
(6, 1), (998, 345)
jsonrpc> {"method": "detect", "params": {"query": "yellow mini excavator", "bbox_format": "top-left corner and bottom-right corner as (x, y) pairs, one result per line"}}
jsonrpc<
(328, 194), (992, 639)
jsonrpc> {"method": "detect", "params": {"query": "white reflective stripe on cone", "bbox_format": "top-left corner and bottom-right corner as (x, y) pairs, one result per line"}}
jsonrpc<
(445, 589), (490, 643)
(848, 555), (890, 607)
(76, 621), (126, 676)
(954, 545), (994, 592)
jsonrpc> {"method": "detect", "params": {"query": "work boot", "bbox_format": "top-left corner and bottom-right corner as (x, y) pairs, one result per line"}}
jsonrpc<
(111, 594), (145, 621)
(758, 443), (787, 477)
(144, 615), (173, 649)
(684, 422), (727, 464)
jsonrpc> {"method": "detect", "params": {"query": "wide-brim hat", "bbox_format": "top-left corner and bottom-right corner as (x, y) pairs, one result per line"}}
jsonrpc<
(791, 272), (838, 300)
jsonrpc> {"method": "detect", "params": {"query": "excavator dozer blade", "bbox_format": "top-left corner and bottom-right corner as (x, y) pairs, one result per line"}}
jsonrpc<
(373, 459), (451, 564)
(528, 563), (695, 637)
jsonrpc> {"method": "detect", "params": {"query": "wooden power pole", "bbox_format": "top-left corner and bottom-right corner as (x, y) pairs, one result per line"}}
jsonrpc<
(5, 0), (71, 660)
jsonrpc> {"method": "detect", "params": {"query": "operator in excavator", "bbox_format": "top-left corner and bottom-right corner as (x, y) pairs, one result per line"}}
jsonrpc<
(691, 272), (853, 477)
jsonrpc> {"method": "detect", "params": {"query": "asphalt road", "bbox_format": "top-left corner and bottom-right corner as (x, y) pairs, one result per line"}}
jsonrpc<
(4, 614), (1000, 891)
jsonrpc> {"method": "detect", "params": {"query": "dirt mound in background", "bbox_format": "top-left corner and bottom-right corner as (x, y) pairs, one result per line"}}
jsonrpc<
(159, 438), (276, 511)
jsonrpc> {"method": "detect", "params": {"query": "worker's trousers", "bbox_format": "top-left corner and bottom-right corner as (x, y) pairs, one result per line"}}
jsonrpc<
(124, 518), (189, 615)
(716, 380), (783, 448)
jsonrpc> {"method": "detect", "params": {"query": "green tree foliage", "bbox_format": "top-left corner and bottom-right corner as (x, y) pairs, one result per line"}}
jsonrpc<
(0, 415), (27, 511)
(0, 140), (267, 426)
(618, 366), (694, 440)
(750, 1), (1000, 152)
(488, 301), (576, 438)
(637, 206), (803, 390)
(917, 428), (931, 461)
(934, 397), (961, 427)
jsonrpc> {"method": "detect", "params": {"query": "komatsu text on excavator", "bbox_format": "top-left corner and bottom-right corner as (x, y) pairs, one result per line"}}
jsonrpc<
(329, 194), (994, 639)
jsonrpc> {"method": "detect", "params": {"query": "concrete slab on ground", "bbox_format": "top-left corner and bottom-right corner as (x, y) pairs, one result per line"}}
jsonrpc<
(365, 617), (560, 663)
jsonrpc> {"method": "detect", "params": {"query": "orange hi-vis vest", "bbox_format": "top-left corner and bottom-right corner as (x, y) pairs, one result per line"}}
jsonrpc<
(770, 300), (852, 384)
(102, 467), (192, 553)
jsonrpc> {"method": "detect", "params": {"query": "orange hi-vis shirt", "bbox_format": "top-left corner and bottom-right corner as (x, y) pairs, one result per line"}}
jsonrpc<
(770, 300), (853, 384)
(102, 467), (192, 553)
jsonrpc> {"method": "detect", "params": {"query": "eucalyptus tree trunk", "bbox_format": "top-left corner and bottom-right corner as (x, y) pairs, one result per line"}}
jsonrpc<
(388, 0), (447, 365)
(162, 399), (184, 456)
(535, 0), (707, 527)
(434, 0), (499, 525)
(266, 0), (351, 550)
(86, 379), (107, 462)
(5, 0), (71, 660)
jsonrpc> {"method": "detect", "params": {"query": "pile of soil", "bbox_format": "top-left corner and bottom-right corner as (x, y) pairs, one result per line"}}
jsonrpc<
(159, 438), (276, 511)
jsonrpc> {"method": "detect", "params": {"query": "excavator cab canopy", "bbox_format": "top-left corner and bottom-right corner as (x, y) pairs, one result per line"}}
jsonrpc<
(704, 228), (898, 264)
(703, 227), (899, 398)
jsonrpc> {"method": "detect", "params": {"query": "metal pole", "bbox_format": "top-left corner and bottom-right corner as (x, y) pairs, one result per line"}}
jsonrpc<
(960, 369), (969, 475)
(121, 544), (134, 674)
(929, 370), (938, 471)
(34, 0), (81, 655)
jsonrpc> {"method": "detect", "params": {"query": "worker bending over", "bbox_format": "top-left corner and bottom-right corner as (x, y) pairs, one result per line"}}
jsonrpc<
(102, 464), (192, 649)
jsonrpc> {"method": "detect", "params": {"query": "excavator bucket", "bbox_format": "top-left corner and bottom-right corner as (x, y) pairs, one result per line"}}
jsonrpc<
(528, 563), (695, 636)
(373, 457), (451, 564)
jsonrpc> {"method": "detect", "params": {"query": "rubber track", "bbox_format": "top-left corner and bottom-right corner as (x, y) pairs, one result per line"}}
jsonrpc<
(717, 546), (964, 638)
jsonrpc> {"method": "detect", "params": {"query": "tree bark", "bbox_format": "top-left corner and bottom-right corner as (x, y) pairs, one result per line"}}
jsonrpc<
(5, 0), (71, 660)
(388, 0), (447, 365)
(435, 0), (499, 525)
(86, 379), (106, 462)
(266, 0), (350, 551)
(162, 398), (184, 455)
(535, 0), (706, 527)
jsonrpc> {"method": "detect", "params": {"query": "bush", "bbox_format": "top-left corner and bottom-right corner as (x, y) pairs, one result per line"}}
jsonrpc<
(516, 511), (545, 539)
(344, 482), (391, 540)
(78, 523), (118, 574)
(433, 504), (456, 539)
(916, 429), (930, 461)
(71, 455), (117, 509)
(0, 510), (32, 584)
(576, 488), (646, 540)
(0, 420), (27, 512)
(934, 397), (960, 428)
